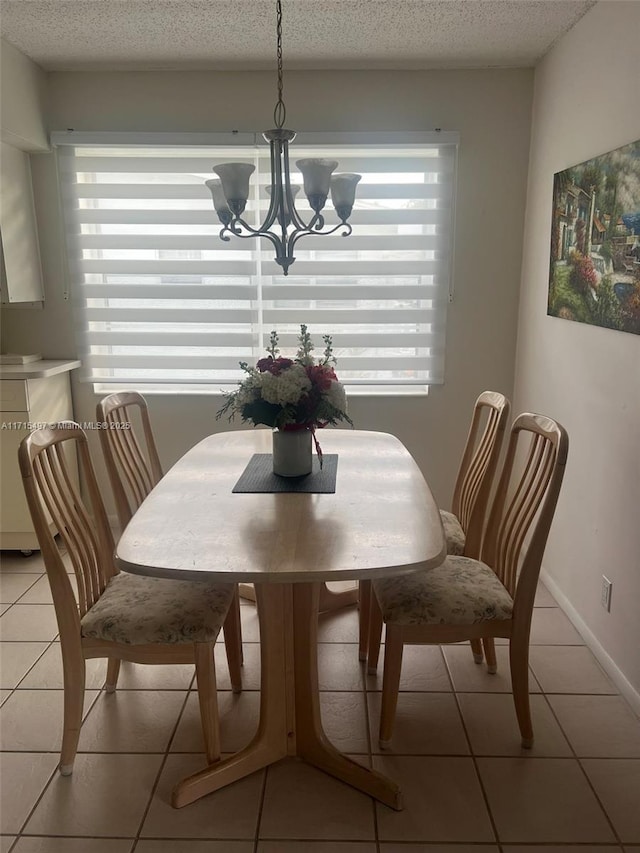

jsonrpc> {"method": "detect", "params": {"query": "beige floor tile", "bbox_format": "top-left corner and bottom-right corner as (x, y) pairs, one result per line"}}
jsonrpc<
(1, 689), (12, 705)
(0, 642), (49, 688)
(13, 839), (134, 852)
(529, 646), (617, 694)
(0, 551), (45, 574)
(458, 693), (572, 756)
(259, 844), (376, 852)
(17, 574), (77, 605)
(368, 692), (469, 754)
(318, 643), (365, 691)
(214, 641), (261, 691)
(0, 752), (58, 834)
(0, 605), (8, 616)
(0, 837), (15, 853)
(0, 606), (58, 642)
(549, 694), (640, 757)
(112, 659), (196, 691)
(12, 575), (52, 604)
(366, 645), (452, 692)
(443, 645), (541, 693)
(318, 607), (360, 643)
(171, 689), (259, 753)
(141, 753), (263, 838)
(25, 753), (162, 836)
(78, 690), (186, 752)
(319, 691), (369, 753)
(239, 601), (261, 641)
(374, 755), (494, 842)
(137, 843), (252, 853)
(136, 840), (253, 853)
(529, 608), (584, 645)
(0, 689), (98, 751)
(534, 582), (557, 607)
(18, 644), (106, 690)
(476, 757), (615, 842)
(582, 758), (640, 842)
(260, 757), (375, 840)
(0, 574), (40, 603)
(380, 847), (499, 853)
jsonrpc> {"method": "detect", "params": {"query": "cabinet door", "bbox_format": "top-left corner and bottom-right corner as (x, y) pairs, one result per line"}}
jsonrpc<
(0, 142), (44, 304)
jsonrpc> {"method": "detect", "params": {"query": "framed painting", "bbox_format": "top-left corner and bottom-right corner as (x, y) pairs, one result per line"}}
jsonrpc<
(548, 140), (640, 335)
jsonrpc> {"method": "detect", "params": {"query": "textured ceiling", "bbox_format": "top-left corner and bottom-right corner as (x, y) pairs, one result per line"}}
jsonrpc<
(0, 0), (597, 72)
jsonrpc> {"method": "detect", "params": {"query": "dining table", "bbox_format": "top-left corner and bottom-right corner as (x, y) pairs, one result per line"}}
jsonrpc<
(115, 428), (446, 809)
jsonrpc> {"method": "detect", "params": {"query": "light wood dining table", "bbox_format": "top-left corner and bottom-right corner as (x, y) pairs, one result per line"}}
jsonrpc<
(115, 428), (446, 809)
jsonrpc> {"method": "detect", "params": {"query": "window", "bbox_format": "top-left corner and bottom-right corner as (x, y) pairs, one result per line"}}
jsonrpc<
(55, 132), (458, 393)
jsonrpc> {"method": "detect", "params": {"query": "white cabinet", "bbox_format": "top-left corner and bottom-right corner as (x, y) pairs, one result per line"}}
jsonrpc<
(0, 360), (80, 551)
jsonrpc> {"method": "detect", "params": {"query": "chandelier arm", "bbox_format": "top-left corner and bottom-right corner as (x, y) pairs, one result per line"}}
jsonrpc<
(222, 220), (285, 255)
(260, 139), (281, 234)
(282, 140), (309, 232)
(288, 220), (353, 254)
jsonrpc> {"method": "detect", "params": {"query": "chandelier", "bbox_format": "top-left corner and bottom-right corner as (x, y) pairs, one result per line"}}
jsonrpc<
(205, 0), (361, 275)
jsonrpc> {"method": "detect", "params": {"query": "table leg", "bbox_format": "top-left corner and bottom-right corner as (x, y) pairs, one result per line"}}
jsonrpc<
(172, 583), (290, 807)
(293, 583), (402, 810)
(172, 581), (402, 811)
(241, 581), (358, 611)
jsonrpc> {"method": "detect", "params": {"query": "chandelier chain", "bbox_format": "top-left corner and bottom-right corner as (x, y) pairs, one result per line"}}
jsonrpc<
(273, 0), (286, 128)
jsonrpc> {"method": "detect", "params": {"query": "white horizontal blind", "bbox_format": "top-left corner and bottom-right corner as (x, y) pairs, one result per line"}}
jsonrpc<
(56, 134), (457, 392)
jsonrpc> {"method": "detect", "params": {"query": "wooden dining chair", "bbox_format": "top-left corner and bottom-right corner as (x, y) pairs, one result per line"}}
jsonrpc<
(368, 412), (568, 748)
(97, 391), (243, 685)
(19, 423), (239, 774)
(359, 390), (510, 665)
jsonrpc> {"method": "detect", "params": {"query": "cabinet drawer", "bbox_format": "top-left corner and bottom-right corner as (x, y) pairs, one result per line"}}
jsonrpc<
(0, 381), (28, 412)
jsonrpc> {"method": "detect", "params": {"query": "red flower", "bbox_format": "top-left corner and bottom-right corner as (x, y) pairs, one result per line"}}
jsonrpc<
(256, 356), (294, 375)
(306, 364), (337, 390)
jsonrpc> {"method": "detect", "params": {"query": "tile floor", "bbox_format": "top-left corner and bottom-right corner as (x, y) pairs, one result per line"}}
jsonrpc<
(1, 547), (639, 852)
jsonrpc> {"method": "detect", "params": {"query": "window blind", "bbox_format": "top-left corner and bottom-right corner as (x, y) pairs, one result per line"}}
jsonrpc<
(55, 133), (457, 392)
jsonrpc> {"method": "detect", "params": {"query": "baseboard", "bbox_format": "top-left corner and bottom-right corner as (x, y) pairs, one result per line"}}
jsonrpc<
(540, 567), (640, 716)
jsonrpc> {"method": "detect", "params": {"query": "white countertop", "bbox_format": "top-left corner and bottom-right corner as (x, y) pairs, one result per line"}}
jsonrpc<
(0, 360), (81, 380)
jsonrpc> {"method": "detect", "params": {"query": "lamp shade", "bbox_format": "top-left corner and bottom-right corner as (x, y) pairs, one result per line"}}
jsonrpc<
(295, 158), (338, 199)
(330, 173), (362, 219)
(205, 179), (232, 225)
(212, 163), (256, 215)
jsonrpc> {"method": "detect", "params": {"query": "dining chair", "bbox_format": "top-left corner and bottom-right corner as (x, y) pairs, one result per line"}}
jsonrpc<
(96, 391), (243, 684)
(359, 390), (510, 665)
(367, 412), (568, 748)
(19, 423), (239, 774)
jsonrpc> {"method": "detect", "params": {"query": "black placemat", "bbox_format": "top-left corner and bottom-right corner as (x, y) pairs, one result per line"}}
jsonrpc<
(232, 453), (338, 493)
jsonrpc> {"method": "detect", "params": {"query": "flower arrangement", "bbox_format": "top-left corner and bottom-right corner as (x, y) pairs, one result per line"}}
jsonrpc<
(217, 325), (353, 461)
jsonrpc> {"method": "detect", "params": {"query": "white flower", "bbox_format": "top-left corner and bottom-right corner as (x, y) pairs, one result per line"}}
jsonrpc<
(325, 379), (347, 413)
(261, 364), (311, 406)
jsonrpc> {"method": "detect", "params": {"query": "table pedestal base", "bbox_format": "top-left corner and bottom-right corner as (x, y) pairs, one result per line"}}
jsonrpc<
(238, 581), (359, 612)
(172, 582), (402, 811)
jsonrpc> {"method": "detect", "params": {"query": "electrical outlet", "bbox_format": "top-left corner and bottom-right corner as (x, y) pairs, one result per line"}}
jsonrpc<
(601, 576), (612, 612)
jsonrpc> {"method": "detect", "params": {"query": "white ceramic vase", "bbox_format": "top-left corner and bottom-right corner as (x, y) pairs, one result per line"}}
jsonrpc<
(272, 428), (313, 477)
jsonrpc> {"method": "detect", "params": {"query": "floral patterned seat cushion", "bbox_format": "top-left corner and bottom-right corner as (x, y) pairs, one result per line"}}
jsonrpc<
(439, 509), (466, 556)
(373, 556), (513, 626)
(81, 572), (235, 645)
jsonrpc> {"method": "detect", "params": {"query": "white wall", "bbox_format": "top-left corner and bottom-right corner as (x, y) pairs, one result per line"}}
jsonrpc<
(514, 1), (640, 697)
(1, 67), (534, 512)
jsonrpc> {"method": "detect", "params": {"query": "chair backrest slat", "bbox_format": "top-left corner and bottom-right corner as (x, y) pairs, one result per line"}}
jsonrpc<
(482, 413), (569, 605)
(19, 425), (116, 624)
(97, 392), (163, 529)
(451, 391), (510, 557)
